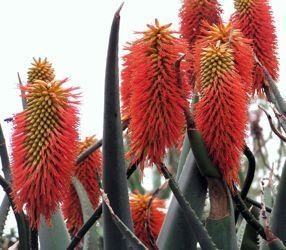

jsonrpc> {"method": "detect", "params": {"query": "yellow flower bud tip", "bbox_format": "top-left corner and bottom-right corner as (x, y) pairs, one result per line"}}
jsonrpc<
(78, 135), (97, 154)
(143, 19), (174, 43)
(27, 57), (55, 84)
(200, 44), (235, 88)
(234, 0), (252, 12)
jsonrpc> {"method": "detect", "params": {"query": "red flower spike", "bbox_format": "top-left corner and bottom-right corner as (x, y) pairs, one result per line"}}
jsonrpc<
(194, 44), (248, 187)
(196, 22), (254, 94)
(121, 40), (142, 121)
(11, 79), (79, 228)
(232, 0), (278, 93)
(62, 136), (102, 236)
(122, 20), (190, 171)
(129, 191), (165, 248)
(179, 0), (222, 49)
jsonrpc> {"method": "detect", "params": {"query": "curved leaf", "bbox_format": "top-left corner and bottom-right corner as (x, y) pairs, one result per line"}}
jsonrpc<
(102, 191), (147, 250)
(175, 134), (190, 181)
(187, 128), (220, 178)
(102, 3), (133, 250)
(0, 123), (11, 182)
(157, 150), (207, 249)
(237, 219), (247, 249)
(0, 195), (10, 238)
(159, 164), (217, 250)
(206, 184), (238, 250)
(38, 209), (70, 250)
(240, 204), (260, 250)
(72, 177), (99, 250)
(268, 239), (286, 250)
(270, 161), (286, 244)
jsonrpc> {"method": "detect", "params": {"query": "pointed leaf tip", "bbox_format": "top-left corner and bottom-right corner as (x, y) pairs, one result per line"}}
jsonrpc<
(115, 2), (124, 17)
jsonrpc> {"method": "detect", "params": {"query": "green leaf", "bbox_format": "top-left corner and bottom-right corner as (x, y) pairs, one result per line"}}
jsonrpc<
(206, 188), (238, 250)
(270, 161), (286, 243)
(0, 124), (14, 243)
(72, 177), (99, 250)
(67, 205), (103, 250)
(268, 239), (286, 250)
(241, 206), (260, 250)
(157, 150), (207, 249)
(237, 218), (247, 249)
(262, 70), (286, 133)
(176, 93), (198, 181)
(240, 146), (256, 200)
(0, 124), (11, 239)
(260, 181), (273, 250)
(0, 195), (10, 238)
(0, 123), (11, 182)
(264, 71), (286, 115)
(102, 3), (133, 250)
(128, 167), (145, 194)
(38, 209), (70, 250)
(175, 133), (190, 181)
(152, 168), (171, 199)
(206, 216), (237, 250)
(102, 191), (147, 250)
(0, 155), (29, 250)
(188, 128), (220, 178)
(159, 164), (217, 250)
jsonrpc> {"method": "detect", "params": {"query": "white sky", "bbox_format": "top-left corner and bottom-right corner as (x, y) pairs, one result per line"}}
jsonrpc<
(0, 0), (285, 234)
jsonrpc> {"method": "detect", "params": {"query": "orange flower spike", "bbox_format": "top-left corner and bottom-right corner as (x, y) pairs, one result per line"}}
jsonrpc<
(179, 0), (222, 49)
(11, 79), (79, 228)
(232, 0), (278, 93)
(125, 20), (190, 170)
(62, 186), (82, 237)
(130, 192), (165, 248)
(27, 57), (55, 84)
(121, 46), (133, 121)
(194, 44), (247, 187)
(120, 41), (142, 121)
(63, 136), (102, 236)
(197, 22), (253, 93)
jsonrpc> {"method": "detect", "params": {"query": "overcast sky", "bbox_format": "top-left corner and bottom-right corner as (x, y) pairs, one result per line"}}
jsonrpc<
(0, 0), (285, 233)
(0, 0), (285, 140)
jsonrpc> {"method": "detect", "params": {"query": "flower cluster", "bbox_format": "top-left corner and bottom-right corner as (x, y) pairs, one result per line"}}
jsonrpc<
(194, 41), (248, 187)
(232, 0), (278, 93)
(121, 19), (190, 171)
(196, 23), (253, 93)
(130, 191), (165, 248)
(11, 79), (79, 228)
(179, 0), (222, 49)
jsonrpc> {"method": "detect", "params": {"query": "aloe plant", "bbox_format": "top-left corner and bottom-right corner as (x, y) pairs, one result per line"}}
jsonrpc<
(1, 1), (286, 250)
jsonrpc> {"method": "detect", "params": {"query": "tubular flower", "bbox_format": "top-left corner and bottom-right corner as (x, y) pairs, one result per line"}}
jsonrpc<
(130, 191), (165, 248)
(179, 0), (222, 49)
(63, 136), (102, 236)
(196, 22), (253, 94)
(120, 41), (141, 121)
(27, 58), (55, 84)
(11, 79), (79, 228)
(194, 43), (247, 187)
(232, 0), (278, 93)
(122, 19), (190, 171)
